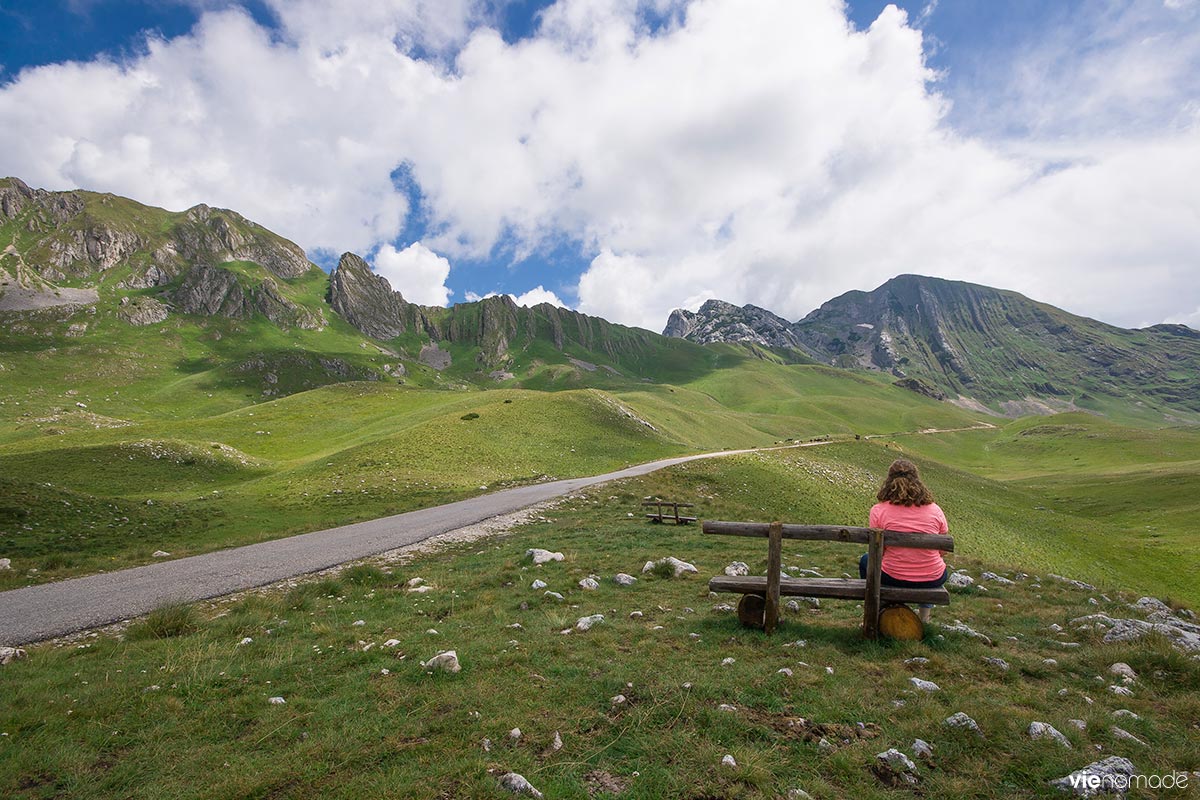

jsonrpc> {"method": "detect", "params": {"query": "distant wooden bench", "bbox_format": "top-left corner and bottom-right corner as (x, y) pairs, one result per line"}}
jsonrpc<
(644, 500), (697, 524)
(704, 521), (954, 640)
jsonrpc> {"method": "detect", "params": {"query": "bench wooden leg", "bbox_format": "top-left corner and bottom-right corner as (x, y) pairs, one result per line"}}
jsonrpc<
(862, 529), (883, 639)
(737, 594), (766, 629)
(878, 604), (924, 641)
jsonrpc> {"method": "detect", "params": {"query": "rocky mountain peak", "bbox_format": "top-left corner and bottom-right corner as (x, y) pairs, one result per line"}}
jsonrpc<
(663, 298), (806, 350)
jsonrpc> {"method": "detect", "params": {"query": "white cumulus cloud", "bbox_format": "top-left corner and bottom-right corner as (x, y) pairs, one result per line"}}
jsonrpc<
(373, 242), (452, 306)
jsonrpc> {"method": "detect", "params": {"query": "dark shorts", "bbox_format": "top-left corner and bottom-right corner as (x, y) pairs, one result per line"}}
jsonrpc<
(858, 553), (948, 589)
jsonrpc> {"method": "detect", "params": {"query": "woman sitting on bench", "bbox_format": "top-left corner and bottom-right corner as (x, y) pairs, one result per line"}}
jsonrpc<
(860, 458), (950, 623)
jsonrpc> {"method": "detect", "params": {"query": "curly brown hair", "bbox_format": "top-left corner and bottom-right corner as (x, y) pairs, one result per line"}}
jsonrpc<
(876, 458), (934, 506)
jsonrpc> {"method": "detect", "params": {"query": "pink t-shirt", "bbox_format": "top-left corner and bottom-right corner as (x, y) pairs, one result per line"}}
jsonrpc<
(869, 501), (949, 581)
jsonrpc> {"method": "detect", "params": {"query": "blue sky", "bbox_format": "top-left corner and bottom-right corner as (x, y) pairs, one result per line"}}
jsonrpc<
(1, 0), (1197, 331)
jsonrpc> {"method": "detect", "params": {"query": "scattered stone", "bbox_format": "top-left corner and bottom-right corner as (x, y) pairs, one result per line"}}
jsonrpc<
(509, 728), (522, 741)
(940, 620), (992, 645)
(1112, 709), (1139, 721)
(152, 550), (171, 558)
(551, 731), (563, 751)
(578, 578), (600, 591)
(1070, 612), (1200, 652)
(724, 561), (750, 577)
(721, 657), (736, 666)
(526, 548), (564, 564)
(689, 633), (701, 640)
(629, 611), (643, 619)
(531, 579), (547, 590)
(1132, 596), (1171, 614)
(1048, 574), (1097, 591)
(383, 639), (401, 647)
(1049, 623), (1064, 632)
(777, 668), (794, 677)
(611, 694), (627, 705)
(406, 577), (425, 588)
(614, 573), (637, 586)
(912, 739), (933, 760)
(718, 703), (737, 712)
(721, 754), (737, 768)
(575, 614), (604, 632)
(1067, 719), (1087, 731)
(1109, 726), (1147, 746)
(983, 657), (1010, 671)
(642, 556), (698, 576)
(910, 677), (940, 692)
(1108, 685), (1133, 697)
(544, 591), (564, 602)
(0, 558), (10, 570)
(874, 748), (920, 786)
(0, 647), (27, 665)
(1049, 756), (1135, 796)
(482, 738), (492, 752)
(238, 637), (253, 646)
(497, 771), (543, 799)
(904, 657), (930, 666)
(421, 650), (461, 673)
(981, 571), (1015, 585)
(712, 603), (735, 613)
(1029, 722), (1072, 748)
(1108, 663), (1137, 681)
(787, 791), (814, 800)
(818, 738), (835, 754)
(946, 572), (975, 589)
(1043, 659), (1058, 666)
(409, 585), (433, 594)
(943, 712), (983, 736)
(268, 697), (286, 705)
(352, 620), (365, 627)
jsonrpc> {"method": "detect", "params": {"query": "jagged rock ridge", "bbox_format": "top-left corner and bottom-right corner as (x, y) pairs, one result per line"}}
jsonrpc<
(664, 275), (1200, 416)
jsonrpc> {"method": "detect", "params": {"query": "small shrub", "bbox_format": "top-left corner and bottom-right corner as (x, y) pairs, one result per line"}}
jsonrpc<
(461, 412), (480, 421)
(343, 564), (385, 586)
(127, 604), (198, 640)
(503, 399), (513, 404)
(650, 560), (675, 579)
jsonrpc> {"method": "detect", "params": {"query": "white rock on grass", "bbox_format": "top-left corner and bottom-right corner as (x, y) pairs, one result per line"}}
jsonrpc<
(1049, 756), (1135, 796)
(875, 749), (919, 785)
(642, 557), (698, 576)
(531, 579), (547, 590)
(526, 548), (564, 564)
(509, 728), (522, 741)
(1133, 596), (1172, 614)
(1108, 685), (1133, 697)
(152, 550), (171, 558)
(0, 558), (10, 570)
(946, 572), (974, 589)
(544, 591), (564, 602)
(912, 739), (934, 759)
(421, 650), (461, 673)
(1112, 709), (1139, 720)
(238, 637), (253, 646)
(629, 611), (643, 619)
(1029, 722), (1072, 748)
(612, 695), (627, 705)
(904, 657), (930, 666)
(940, 620), (993, 645)
(0, 647), (28, 665)
(910, 677), (940, 692)
(406, 577), (425, 588)
(1110, 726), (1147, 746)
(721, 657), (736, 666)
(575, 614), (604, 632)
(614, 573), (637, 586)
(497, 771), (544, 799)
(1108, 662), (1137, 681)
(723, 561), (750, 576)
(983, 657), (1010, 671)
(981, 571), (1015, 585)
(551, 731), (563, 751)
(268, 696), (286, 705)
(721, 754), (737, 768)
(383, 638), (401, 647)
(1067, 719), (1087, 731)
(943, 712), (983, 736)
(578, 578), (600, 590)
(1070, 612), (1200, 653)
(787, 790), (815, 800)
(777, 668), (794, 677)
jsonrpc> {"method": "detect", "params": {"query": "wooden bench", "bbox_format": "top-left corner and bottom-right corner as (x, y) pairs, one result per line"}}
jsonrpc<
(704, 520), (954, 640)
(643, 499), (697, 524)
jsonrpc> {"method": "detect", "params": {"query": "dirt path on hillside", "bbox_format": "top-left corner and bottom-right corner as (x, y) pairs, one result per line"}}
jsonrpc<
(0, 425), (992, 645)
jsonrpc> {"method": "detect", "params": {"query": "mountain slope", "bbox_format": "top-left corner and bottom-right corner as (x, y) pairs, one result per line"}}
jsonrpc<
(665, 275), (1200, 421)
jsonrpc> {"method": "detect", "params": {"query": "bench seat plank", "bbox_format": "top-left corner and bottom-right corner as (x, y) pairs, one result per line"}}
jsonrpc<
(709, 575), (950, 606)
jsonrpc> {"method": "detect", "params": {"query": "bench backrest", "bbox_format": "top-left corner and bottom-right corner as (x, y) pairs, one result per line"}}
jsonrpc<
(703, 521), (953, 552)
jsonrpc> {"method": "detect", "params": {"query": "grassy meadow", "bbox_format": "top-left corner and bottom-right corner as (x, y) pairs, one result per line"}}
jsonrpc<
(2, 444), (1197, 799)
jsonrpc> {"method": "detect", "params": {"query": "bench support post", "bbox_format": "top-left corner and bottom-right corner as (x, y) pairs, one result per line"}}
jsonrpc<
(863, 528), (883, 639)
(765, 521), (783, 635)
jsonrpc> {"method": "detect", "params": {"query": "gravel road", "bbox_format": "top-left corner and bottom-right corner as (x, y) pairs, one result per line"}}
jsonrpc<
(0, 448), (761, 645)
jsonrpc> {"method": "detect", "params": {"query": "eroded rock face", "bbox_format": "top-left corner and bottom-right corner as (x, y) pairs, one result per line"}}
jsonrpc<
(328, 252), (415, 340)
(172, 265), (323, 329)
(174, 204), (310, 279)
(663, 299), (809, 350)
(118, 297), (170, 326)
